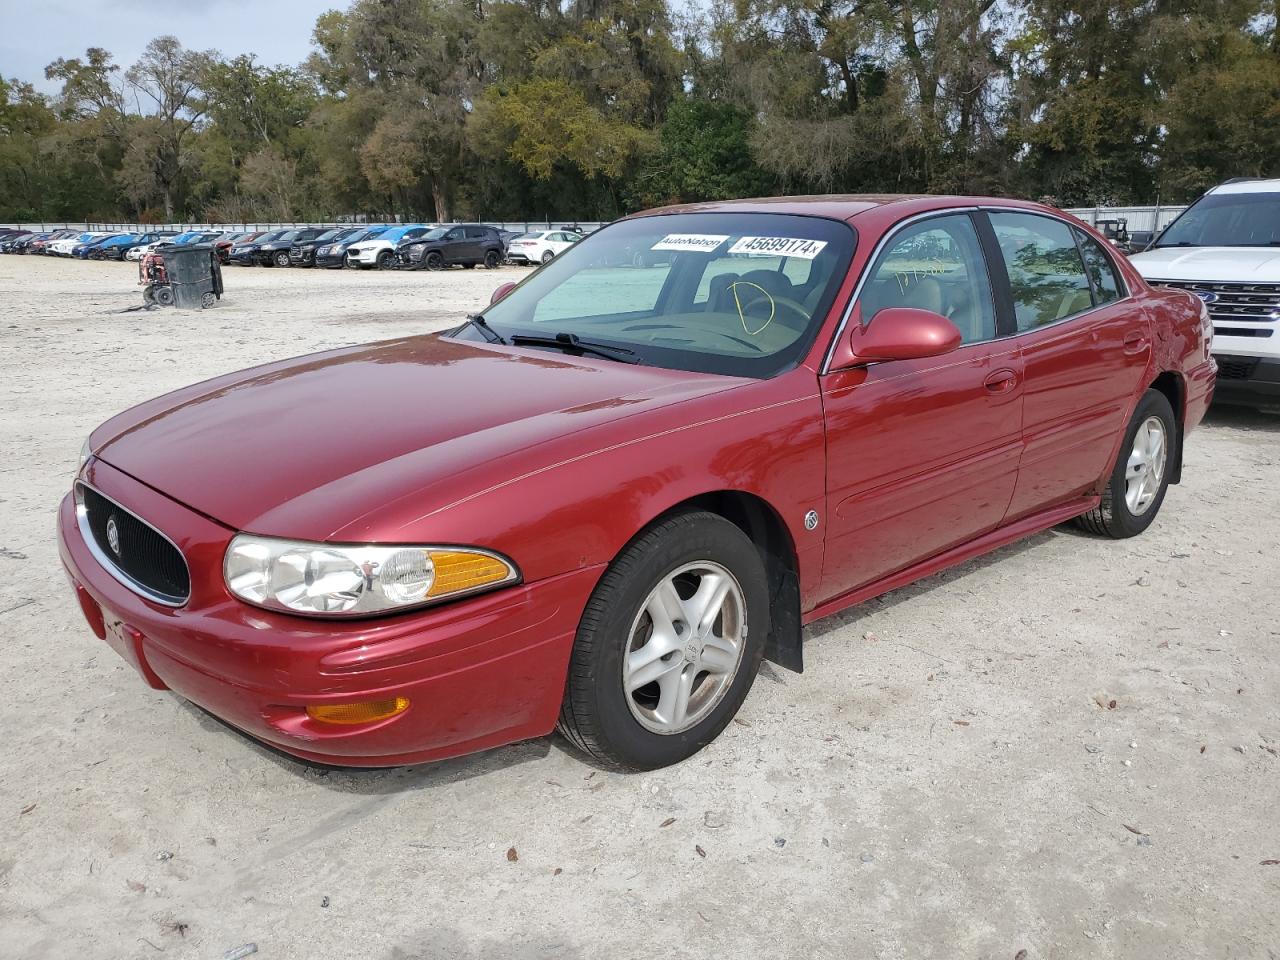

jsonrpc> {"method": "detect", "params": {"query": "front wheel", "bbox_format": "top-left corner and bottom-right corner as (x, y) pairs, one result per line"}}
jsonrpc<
(558, 511), (768, 771)
(1076, 389), (1176, 538)
(424, 251), (444, 271)
(376, 250), (393, 269)
(274, 251), (290, 267)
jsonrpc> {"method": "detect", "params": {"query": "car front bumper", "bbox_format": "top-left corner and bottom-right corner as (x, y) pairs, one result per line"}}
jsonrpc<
(1211, 354), (1280, 405)
(57, 460), (599, 767)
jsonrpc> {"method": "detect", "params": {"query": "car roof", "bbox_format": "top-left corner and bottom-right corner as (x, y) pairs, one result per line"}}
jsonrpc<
(1209, 178), (1280, 195)
(631, 193), (1066, 224)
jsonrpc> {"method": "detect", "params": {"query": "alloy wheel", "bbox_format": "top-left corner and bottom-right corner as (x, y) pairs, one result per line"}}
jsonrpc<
(621, 561), (747, 735)
(1124, 415), (1167, 516)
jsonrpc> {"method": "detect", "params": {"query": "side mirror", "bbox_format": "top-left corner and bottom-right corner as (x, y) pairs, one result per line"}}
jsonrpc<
(846, 307), (962, 364)
(490, 281), (517, 305)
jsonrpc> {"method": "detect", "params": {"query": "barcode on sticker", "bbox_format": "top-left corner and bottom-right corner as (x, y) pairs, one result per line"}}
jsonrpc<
(728, 237), (828, 259)
(651, 234), (729, 253)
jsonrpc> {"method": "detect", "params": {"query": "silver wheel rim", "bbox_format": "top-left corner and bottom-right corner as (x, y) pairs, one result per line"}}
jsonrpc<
(622, 561), (747, 735)
(1124, 415), (1167, 516)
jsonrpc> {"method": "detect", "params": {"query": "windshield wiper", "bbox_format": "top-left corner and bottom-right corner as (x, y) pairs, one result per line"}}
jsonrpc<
(459, 313), (506, 344)
(510, 332), (641, 364)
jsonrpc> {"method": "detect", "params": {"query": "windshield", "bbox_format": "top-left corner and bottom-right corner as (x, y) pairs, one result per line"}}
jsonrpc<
(1155, 192), (1280, 247)
(471, 212), (856, 378)
(275, 230), (300, 242)
(421, 228), (448, 241)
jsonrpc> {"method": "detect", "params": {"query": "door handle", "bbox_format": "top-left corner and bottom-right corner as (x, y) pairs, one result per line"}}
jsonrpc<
(983, 369), (1019, 393)
(1123, 331), (1149, 354)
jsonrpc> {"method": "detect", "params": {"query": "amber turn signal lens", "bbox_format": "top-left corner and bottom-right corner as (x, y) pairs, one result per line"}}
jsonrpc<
(306, 696), (410, 725)
(426, 550), (514, 597)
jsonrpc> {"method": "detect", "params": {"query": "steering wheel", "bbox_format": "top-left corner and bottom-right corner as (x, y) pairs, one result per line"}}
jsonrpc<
(730, 282), (810, 334)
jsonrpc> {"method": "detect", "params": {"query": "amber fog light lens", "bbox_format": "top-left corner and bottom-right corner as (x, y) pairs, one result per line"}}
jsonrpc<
(426, 551), (513, 597)
(306, 697), (410, 726)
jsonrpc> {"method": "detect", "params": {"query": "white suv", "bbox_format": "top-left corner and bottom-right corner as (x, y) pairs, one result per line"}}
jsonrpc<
(1129, 179), (1280, 409)
(345, 224), (431, 269)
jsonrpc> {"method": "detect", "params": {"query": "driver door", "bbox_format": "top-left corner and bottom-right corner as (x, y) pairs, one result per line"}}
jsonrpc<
(818, 212), (1024, 602)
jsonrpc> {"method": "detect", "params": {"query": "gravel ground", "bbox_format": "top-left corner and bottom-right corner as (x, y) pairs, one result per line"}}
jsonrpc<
(1, 255), (1277, 960)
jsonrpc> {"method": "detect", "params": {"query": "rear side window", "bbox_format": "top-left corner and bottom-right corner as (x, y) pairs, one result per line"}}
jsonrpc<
(860, 214), (997, 345)
(1074, 229), (1123, 305)
(989, 213), (1093, 331)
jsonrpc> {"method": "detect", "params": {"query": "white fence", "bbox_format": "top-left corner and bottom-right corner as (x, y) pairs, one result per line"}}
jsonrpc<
(1064, 205), (1186, 233)
(6, 207), (1188, 236)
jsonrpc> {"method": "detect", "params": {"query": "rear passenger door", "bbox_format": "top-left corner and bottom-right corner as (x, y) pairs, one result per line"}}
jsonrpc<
(819, 212), (1025, 601)
(981, 211), (1150, 521)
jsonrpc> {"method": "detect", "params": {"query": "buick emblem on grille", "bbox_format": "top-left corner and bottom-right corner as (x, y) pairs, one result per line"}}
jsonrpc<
(106, 515), (121, 556)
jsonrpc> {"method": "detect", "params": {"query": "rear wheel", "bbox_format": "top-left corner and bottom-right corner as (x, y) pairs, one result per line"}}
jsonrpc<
(1075, 389), (1176, 538)
(541, 250), (554, 264)
(558, 511), (768, 770)
(484, 249), (501, 269)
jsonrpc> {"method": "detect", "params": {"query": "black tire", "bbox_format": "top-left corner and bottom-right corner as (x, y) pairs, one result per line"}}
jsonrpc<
(557, 511), (768, 771)
(376, 250), (393, 269)
(541, 249), (554, 264)
(274, 250), (290, 267)
(424, 251), (444, 271)
(200, 292), (217, 309)
(484, 249), (501, 269)
(142, 285), (158, 306)
(1075, 389), (1176, 539)
(154, 286), (175, 307)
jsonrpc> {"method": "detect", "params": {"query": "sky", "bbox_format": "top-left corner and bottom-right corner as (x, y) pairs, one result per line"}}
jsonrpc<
(0, 0), (333, 94)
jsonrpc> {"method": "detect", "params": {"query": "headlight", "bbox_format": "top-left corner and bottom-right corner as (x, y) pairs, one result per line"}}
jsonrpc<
(223, 534), (519, 617)
(78, 436), (92, 474)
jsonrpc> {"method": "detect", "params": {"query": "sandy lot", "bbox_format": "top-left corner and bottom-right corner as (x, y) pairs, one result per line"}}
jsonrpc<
(1, 254), (1277, 960)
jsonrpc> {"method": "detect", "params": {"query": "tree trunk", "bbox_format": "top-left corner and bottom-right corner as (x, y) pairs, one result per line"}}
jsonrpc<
(431, 178), (448, 222)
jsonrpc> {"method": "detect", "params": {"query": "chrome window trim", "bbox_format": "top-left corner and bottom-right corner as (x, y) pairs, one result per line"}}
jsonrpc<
(74, 480), (190, 608)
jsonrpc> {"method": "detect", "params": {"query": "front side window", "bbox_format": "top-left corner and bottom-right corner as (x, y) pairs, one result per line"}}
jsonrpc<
(860, 214), (996, 344)
(989, 213), (1093, 331)
(472, 212), (856, 378)
(1074, 229), (1123, 305)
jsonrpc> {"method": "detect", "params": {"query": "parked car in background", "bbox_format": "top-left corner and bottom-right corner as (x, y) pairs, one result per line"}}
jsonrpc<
(1129, 177), (1280, 411)
(30, 230), (79, 254)
(395, 224), (506, 270)
(254, 228), (327, 267)
(99, 233), (169, 261)
(0, 229), (30, 250)
(506, 229), (583, 265)
(314, 227), (388, 268)
(214, 232), (261, 264)
(290, 228), (361, 267)
(50, 232), (112, 257)
(346, 225), (430, 269)
(59, 195), (1213, 771)
(73, 234), (131, 259)
(228, 231), (286, 265)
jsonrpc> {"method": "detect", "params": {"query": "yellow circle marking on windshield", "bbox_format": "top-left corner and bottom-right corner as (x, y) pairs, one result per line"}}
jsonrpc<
(730, 281), (776, 336)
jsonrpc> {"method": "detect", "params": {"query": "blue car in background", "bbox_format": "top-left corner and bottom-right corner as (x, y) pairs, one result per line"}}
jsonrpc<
(95, 232), (168, 260)
(72, 234), (127, 259)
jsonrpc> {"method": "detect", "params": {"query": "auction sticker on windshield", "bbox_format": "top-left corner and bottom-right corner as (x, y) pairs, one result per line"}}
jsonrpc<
(728, 236), (828, 259)
(651, 234), (729, 253)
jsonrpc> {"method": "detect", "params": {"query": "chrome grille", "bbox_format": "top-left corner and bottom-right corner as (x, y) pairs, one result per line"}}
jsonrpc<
(1153, 280), (1280, 329)
(75, 483), (190, 606)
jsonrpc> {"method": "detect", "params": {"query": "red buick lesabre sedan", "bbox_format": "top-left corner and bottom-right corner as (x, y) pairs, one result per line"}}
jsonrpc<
(58, 196), (1215, 770)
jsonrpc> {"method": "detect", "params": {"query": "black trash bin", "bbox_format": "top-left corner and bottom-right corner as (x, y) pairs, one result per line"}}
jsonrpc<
(143, 243), (224, 309)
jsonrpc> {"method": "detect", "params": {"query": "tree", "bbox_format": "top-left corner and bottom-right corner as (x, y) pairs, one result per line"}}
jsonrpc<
(123, 36), (213, 217)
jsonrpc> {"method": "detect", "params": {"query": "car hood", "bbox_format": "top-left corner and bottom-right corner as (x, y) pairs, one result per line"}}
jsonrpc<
(90, 335), (743, 538)
(1130, 246), (1280, 283)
